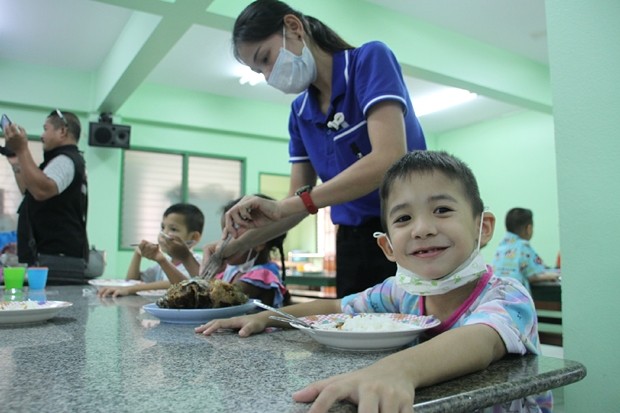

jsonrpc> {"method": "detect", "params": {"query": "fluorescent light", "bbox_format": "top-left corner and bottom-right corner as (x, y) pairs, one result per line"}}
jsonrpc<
(238, 66), (265, 86)
(413, 87), (477, 117)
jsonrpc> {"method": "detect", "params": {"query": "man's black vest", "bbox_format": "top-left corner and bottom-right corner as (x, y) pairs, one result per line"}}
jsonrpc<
(17, 145), (88, 264)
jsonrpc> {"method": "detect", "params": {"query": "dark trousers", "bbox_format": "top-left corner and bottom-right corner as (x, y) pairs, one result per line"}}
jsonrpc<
(335, 218), (396, 298)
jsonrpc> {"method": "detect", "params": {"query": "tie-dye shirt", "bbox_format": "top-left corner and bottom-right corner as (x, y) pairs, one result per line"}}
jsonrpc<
(341, 267), (553, 413)
(492, 231), (549, 292)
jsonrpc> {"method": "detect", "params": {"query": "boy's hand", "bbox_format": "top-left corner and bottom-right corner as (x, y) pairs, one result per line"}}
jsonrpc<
(97, 286), (133, 298)
(161, 234), (192, 261)
(194, 314), (268, 338)
(292, 361), (415, 413)
(139, 241), (165, 263)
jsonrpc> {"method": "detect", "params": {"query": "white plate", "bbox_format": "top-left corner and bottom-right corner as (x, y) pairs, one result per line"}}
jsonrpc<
(88, 279), (143, 289)
(0, 301), (73, 325)
(136, 289), (168, 297)
(291, 313), (440, 351)
(142, 300), (258, 325)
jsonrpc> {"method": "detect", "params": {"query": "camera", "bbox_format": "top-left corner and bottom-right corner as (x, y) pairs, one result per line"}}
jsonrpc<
(1, 113), (16, 157)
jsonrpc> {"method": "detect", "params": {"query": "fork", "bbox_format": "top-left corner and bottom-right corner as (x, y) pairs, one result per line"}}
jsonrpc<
(199, 233), (233, 280)
(253, 300), (315, 329)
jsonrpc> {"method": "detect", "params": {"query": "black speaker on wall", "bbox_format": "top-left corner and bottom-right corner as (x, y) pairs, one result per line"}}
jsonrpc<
(88, 114), (131, 149)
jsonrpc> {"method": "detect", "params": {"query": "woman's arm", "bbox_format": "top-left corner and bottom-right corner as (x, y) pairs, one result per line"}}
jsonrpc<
(224, 102), (406, 236)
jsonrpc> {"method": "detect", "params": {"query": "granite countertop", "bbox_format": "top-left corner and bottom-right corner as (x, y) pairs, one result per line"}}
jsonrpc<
(0, 285), (586, 412)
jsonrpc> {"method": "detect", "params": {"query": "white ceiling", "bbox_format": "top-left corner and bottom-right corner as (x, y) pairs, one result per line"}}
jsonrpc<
(0, 0), (548, 134)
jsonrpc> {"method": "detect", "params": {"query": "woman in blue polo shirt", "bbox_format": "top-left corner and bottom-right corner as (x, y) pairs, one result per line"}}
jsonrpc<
(216, 0), (426, 298)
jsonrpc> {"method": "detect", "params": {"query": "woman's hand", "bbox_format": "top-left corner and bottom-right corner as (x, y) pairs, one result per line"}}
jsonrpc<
(194, 314), (268, 338)
(292, 361), (416, 413)
(224, 195), (283, 238)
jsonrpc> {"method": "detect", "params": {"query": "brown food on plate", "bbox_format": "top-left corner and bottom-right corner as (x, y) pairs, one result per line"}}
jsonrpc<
(156, 279), (248, 309)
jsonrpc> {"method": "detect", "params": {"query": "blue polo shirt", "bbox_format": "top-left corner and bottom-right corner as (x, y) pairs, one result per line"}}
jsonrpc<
(288, 41), (426, 226)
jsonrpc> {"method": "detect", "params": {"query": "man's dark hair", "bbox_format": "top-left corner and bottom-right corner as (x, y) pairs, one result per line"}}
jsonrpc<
(48, 110), (81, 142)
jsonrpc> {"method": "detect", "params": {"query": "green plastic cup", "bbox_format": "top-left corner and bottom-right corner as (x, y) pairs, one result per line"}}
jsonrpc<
(3, 267), (26, 291)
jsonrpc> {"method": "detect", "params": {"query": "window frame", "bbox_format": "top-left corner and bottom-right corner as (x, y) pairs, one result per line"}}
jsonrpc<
(118, 146), (245, 251)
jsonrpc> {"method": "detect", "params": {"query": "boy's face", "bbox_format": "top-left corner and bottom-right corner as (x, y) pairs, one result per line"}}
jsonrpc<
(379, 171), (490, 280)
(160, 213), (193, 253)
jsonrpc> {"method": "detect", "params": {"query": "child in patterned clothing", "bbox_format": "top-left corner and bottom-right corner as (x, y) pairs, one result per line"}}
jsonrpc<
(493, 207), (560, 292)
(214, 195), (290, 308)
(196, 150), (551, 413)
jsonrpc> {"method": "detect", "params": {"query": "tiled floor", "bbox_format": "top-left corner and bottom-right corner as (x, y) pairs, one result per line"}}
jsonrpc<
(541, 345), (565, 413)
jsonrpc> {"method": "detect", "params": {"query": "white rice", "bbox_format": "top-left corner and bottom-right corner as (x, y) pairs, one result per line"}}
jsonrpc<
(0, 300), (41, 310)
(323, 314), (412, 332)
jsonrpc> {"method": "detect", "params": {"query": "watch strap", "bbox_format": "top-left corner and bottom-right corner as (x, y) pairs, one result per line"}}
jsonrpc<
(297, 188), (318, 215)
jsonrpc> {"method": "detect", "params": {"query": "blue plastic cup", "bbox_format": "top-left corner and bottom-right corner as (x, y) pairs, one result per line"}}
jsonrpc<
(27, 267), (49, 290)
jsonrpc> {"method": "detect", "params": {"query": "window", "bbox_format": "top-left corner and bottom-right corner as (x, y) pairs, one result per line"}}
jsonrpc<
(0, 138), (44, 231)
(120, 150), (242, 249)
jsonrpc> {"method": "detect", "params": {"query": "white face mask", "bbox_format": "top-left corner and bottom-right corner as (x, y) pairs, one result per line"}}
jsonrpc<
(224, 249), (258, 279)
(267, 27), (317, 94)
(374, 212), (487, 296)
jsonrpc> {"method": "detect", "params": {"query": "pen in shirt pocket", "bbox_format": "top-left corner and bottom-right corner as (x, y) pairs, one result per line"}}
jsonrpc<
(350, 143), (363, 159)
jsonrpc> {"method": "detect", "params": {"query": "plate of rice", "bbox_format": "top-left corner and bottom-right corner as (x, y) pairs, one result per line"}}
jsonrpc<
(88, 279), (143, 290)
(290, 313), (440, 351)
(0, 300), (73, 325)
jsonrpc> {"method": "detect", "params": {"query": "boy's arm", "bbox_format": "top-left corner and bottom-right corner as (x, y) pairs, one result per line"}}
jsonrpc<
(196, 298), (343, 337)
(529, 271), (561, 284)
(98, 280), (171, 298)
(126, 280), (171, 294)
(162, 237), (200, 277)
(293, 324), (506, 413)
(126, 249), (142, 280)
(157, 258), (191, 284)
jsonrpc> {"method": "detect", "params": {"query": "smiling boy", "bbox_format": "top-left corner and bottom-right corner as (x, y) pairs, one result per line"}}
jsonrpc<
(197, 151), (551, 413)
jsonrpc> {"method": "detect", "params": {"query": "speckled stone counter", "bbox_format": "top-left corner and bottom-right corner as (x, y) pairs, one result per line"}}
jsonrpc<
(0, 285), (586, 412)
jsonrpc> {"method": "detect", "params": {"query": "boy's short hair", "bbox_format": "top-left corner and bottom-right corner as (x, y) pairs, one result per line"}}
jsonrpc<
(379, 150), (484, 231)
(505, 208), (533, 234)
(163, 203), (204, 234)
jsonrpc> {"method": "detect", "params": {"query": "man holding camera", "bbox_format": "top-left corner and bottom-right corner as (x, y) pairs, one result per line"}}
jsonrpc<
(2, 110), (89, 284)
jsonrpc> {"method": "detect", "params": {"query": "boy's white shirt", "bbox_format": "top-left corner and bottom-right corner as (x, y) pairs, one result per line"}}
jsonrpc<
(140, 252), (202, 283)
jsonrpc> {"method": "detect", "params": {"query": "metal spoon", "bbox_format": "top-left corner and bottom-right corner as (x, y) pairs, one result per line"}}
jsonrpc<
(253, 300), (315, 329)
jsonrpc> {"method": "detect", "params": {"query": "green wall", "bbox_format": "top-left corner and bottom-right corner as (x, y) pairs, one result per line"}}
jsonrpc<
(433, 110), (559, 265)
(546, 0), (620, 411)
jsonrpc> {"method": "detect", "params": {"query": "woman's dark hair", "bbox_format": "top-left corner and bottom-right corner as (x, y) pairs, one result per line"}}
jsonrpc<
(232, 0), (353, 62)
(221, 193), (288, 281)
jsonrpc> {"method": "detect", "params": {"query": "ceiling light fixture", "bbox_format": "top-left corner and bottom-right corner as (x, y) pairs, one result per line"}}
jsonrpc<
(413, 87), (478, 117)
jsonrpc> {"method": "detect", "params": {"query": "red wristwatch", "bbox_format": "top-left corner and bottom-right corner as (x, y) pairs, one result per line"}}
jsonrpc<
(295, 185), (318, 215)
